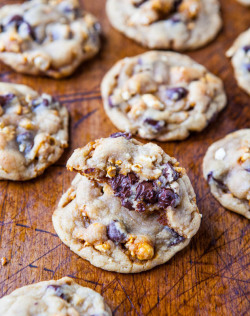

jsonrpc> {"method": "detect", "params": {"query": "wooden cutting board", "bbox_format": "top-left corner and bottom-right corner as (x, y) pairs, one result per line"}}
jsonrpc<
(0, 0), (249, 314)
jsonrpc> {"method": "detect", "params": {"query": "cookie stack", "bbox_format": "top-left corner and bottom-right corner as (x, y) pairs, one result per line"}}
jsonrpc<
(0, 0), (249, 315)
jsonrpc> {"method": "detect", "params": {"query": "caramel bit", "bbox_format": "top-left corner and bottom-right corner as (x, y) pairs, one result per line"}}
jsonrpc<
(1, 257), (8, 266)
(179, 0), (200, 19)
(126, 236), (154, 260)
(238, 147), (250, 164)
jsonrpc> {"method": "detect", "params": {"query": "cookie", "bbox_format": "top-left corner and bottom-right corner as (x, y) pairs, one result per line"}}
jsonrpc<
(0, 277), (111, 315)
(226, 28), (250, 95)
(101, 51), (227, 141)
(106, 0), (222, 50)
(0, 0), (101, 78)
(0, 82), (68, 181)
(203, 129), (250, 219)
(53, 134), (201, 273)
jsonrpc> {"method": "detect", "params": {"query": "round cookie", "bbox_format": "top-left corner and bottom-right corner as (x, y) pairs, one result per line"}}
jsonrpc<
(0, 0), (101, 78)
(101, 51), (227, 141)
(203, 129), (250, 219)
(0, 82), (68, 181)
(226, 28), (250, 95)
(0, 277), (111, 316)
(53, 133), (201, 273)
(106, 0), (222, 50)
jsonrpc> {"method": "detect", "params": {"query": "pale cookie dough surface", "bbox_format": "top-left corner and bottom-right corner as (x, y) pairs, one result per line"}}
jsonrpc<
(0, 0), (101, 78)
(0, 277), (112, 316)
(226, 28), (250, 95)
(203, 129), (250, 219)
(0, 82), (68, 181)
(106, 0), (222, 50)
(53, 134), (201, 273)
(101, 51), (227, 141)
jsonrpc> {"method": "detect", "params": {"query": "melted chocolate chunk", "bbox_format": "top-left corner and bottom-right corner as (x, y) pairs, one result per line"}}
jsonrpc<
(108, 96), (114, 108)
(135, 181), (158, 204)
(7, 15), (35, 40)
(136, 202), (146, 213)
(144, 118), (165, 131)
(110, 132), (132, 140)
(121, 199), (134, 210)
(47, 285), (66, 300)
(107, 221), (126, 243)
(110, 172), (138, 202)
(133, 0), (149, 8)
(158, 188), (176, 208)
(165, 87), (188, 101)
(163, 163), (180, 182)
(207, 171), (228, 192)
(245, 168), (250, 172)
(0, 93), (15, 107)
(16, 132), (34, 154)
(242, 45), (250, 53)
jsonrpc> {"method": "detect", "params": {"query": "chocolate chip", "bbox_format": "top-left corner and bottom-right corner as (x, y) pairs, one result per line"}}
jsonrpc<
(165, 87), (188, 101)
(32, 98), (50, 108)
(158, 188), (176, 208)
(8, 15), (24, 26)
(47, 285), (66, 300)
(16, 132), (34, 154)
(207, 171), (228, 192)
(136, 202), (146, 212)
(135, 181), (158, 204)
(108, 96), (114, 108)
(84, 168), (95, 174)
(7, 15), (35, 40)
(110, 172), (138, 201)
(0, 93), (15, 107)
(163, 163), (180, 182)
(110, 132), (132, 140)
(144, 118), (165, 131)
(107, 221), (126, 243)
(245, 168), (250, 172)
(121, 199), (134, 210)
(242, 45), (250, 53)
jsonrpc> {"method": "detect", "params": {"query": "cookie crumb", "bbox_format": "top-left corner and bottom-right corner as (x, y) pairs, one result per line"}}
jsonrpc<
(1, 257), (8, 266)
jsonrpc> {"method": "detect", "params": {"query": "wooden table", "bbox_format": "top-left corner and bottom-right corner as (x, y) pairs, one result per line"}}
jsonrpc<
(0, 0), (249, 314)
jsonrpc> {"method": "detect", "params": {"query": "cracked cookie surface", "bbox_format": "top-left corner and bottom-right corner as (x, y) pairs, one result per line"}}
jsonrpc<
(106, 0), (222, 50)
(203, 129), (250, 219)
(226, 28), (250, 95)
(0, 277), (111, 316)
(0, 0), (101, 78)
(0, 82), (68, 180)
(101, 51), (227, 141)
(53, 134), (201, 273)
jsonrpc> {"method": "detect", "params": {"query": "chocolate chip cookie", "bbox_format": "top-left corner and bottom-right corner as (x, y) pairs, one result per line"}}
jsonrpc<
(226, 28), (250, 95)
(106, 0), (222, 50)
(0, 0), (101, 78)
(0, 82), (68, 180)
(53, 134), (201, 273)
(0, 277), (111, 316)
(101, 51), (227, 141)
(203, 129), (250, 219)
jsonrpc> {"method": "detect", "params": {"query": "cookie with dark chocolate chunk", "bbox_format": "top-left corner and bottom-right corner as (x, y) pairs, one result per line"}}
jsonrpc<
(0, 82), (68, 180)
(53, 135), (201, 273)
(203, 129), (250, 219)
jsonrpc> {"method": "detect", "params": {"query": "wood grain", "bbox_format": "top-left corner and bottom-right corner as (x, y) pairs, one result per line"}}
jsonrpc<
(0, 0), (249, 315)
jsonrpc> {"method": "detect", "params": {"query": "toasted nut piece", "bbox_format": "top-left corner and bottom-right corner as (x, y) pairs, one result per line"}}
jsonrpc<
(126, 236), (154, 260)
(95, 241), (111, 253)
(107, 166), (117, 178)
